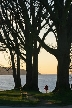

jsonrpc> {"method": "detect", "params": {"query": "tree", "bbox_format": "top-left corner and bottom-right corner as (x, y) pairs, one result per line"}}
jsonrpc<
(18, 0), (49, 91)
(0, 0), (55, 91)
(17, 0), (72, 91)
(36, 0), (72, 91)
(0, 0), (23, 89)
(2, 0), (72, 92)
(0, 0), (34, 90)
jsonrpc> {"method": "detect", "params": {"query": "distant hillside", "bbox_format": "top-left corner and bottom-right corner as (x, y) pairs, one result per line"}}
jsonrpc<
(0, 66), (41, 75)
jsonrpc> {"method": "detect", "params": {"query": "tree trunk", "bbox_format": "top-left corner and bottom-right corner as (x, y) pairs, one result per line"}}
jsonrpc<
(32, 43), (39, 91)
(31, 5), (39, 91)
(23, 24), (33, 90)
(54, 29), (70, 91)
(10, 50), (17, 89)
(55, 53), (70, 91)
(14, 35), (21, 89)
(16, 53), (21, 89)
(25, 50), (33, 90)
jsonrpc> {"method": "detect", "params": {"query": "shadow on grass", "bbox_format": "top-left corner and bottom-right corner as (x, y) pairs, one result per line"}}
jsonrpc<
(34, 90), (72, 106)
(0, 90), (40, 106)
(0, 89), (72, 106)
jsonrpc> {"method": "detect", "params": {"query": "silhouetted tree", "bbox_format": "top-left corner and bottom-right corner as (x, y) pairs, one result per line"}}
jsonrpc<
(2, 0), (72, 92)
(17, 0), (72, 91)
(36, 0), (72, 91)
(18, 0), (47, 91)
(0, 0), (54, 91)
(0, 0), (22, 89)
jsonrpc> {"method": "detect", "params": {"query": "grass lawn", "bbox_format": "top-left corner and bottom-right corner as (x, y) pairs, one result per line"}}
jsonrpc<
(0, 89), (72, 106)
(0, 89), (40, 106)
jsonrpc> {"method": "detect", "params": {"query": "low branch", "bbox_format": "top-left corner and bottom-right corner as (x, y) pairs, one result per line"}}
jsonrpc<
(37, 36), (57, 57)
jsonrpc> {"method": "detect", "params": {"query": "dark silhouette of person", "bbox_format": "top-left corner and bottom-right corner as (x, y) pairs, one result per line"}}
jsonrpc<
(44, 85), (48, 93)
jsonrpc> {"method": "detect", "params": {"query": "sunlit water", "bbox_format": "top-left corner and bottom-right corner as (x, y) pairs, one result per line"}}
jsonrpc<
(0, 75), (57, 93)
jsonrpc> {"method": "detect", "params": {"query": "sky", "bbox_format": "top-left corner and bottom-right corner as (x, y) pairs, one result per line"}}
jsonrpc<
(0, 31), (58, 74)
(38, 31), (58, 74)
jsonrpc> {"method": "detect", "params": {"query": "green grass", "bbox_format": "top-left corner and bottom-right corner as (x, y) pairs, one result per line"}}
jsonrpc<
(0, 89), (72, 106)
(34, 90), (72, 106)
(0, 90), (40, 106)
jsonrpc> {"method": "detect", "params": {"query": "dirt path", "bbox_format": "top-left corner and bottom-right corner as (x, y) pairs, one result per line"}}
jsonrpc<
(37, 99), (59, 107)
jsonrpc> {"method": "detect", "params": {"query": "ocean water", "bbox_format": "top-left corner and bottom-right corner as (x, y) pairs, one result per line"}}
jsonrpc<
(0, 75), (57, 93)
